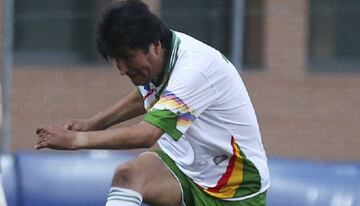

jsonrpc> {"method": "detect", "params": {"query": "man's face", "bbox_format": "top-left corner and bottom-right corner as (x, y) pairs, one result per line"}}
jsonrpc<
(114, 43), (164, 85)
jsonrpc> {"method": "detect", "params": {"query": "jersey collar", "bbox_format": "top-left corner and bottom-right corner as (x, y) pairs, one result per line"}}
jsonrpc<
(153, 30), (180, 95)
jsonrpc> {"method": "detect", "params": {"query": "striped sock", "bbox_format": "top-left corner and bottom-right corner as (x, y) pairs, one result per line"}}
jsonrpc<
(105, 187), (143, 206)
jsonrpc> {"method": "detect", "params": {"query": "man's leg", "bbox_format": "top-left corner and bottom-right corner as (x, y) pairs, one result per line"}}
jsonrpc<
(105, 151), (182, 206)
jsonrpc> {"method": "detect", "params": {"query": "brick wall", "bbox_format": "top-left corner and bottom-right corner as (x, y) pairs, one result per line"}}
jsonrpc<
(243, 71), (360, 161)
(10, 66), (144, 152)
(264, 0), (308, 75)
(246, 0), (360, 161)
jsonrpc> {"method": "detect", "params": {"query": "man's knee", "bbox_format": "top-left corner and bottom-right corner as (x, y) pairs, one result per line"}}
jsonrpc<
(110, 152), (182, 205)
(112, 160), (142, 190)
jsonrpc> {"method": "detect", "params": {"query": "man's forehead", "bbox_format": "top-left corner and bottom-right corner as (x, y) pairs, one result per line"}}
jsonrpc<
(116, 47), (146, 57)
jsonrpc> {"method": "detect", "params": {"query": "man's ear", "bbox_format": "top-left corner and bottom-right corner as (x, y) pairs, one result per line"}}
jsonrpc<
(152, 41), (162, 54)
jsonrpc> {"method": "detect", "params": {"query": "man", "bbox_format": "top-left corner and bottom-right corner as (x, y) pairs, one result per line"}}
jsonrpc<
(36, 0), (270, 205)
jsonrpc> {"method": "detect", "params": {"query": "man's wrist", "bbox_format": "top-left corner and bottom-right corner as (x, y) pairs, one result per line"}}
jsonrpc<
(73, 132), (89, 149)
(89, 115), (107, 130)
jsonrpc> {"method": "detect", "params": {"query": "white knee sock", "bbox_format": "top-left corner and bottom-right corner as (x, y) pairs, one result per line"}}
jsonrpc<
(105, 187), (143, 206)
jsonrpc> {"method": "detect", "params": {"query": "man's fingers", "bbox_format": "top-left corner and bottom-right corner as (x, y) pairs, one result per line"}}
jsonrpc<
(35, 143), (46, 150)
(37, 129), (48, 139)
(35, 125), (50, 150)
(36, 124), (52, 134)
(35, 124), (75, 150)
(35, 140), (48, 150)
(36, 127), (44, 135)
(63, 123), (72, 130)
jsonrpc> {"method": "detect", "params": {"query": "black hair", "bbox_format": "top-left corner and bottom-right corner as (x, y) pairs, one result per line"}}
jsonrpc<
(96, 0), (172, 60)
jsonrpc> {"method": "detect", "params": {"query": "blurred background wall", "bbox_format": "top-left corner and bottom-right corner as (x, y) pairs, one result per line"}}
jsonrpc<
(1, 0), (359, 161)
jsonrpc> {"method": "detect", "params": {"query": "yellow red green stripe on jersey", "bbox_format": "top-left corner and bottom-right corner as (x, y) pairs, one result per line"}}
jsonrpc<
(158, 90), (196, 115)
(203, 136), (261, 199)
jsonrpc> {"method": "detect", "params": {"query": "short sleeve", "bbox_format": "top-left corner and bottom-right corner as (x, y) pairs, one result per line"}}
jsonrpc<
(144, 69), (218, 140)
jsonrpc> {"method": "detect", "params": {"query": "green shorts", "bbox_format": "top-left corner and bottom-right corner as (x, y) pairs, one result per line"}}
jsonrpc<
(155, 150), (267, 206)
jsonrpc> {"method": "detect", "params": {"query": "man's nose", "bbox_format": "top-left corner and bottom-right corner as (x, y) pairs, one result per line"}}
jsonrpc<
(115, 59), (128, 75)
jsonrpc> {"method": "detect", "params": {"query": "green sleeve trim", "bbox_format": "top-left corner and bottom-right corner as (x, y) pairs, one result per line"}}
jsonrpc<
(144, 110), (182, 141)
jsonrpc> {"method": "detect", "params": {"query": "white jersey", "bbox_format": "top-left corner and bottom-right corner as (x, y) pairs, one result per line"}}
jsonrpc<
(139, 31), (270, 200)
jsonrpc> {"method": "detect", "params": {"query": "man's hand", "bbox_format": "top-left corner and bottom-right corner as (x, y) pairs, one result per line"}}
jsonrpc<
(64, 118), (99, 132)
(35, 124), (79, 150)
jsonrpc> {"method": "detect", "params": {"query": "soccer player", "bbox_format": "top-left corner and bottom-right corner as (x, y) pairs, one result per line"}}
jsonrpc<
(35, 0), (270, 205)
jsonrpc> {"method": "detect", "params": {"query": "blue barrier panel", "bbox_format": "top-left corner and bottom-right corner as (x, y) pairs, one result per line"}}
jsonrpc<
(1, 155), (18, 206)
(2, 152), (360, 206)
(267, 157), (360, 206)
(2, 150), (150, 206)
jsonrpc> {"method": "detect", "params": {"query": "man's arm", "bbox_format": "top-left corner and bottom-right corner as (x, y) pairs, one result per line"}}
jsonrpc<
(35, 120), (163, 150)
(65, 88), (146, 131)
